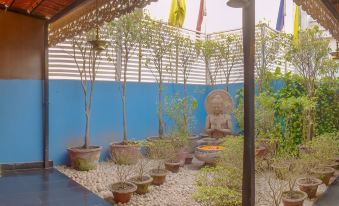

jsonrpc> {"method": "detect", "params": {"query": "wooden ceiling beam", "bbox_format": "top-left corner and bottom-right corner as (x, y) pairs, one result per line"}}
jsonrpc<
(29, 0), (45, 15)
(48, 0), (89, 24)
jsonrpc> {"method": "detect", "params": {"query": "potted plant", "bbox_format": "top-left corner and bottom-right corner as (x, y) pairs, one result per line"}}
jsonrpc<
(281, 159), (307, 206)
(310, 166), (335, 186)
(110, 164), (137, 204)
(144, 19), (173, 141)
(67, 36), (103, 171)
(129, 157), (153, 194)
(147, 139), (169, 185)
(107, 11), (145, 165)
(296, 177), (322, 198)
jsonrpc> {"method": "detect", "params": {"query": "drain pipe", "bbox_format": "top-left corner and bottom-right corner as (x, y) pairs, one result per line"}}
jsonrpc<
(43, 21), (49, 168)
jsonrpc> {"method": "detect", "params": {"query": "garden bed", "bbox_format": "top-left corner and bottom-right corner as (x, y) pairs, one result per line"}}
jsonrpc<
(56, 159), (337, 206)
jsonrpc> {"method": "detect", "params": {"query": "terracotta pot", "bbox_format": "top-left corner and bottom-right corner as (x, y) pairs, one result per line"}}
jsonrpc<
(271, 162), (290, 180)
(259, 138), (277, 154)
(129, 175), (153, 195)
(310, 166), (335, 185)
(176, 149), (188, 166)
(185, 154), (194, 164)
(110, 143), (140, 165)
(296, 177), (322, 198)
(324, 161), (339, 170)
(111, 182), (137, 204)
(299, 144), (315, 155)
(255, 146), (267, 159)
(194, 145), (224, 165)
(67, 146), (102, 171)
(282, 191), (307, 206)
(165, 160), (181, 173)
(149, 169), (168, 185)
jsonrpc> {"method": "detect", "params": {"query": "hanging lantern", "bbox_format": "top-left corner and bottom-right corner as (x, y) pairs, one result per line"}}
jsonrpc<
(226, 0), (250, 8)
(87, 0), (108, 53)
(330, 41), (339, 60)
(88, 27), (108, 52)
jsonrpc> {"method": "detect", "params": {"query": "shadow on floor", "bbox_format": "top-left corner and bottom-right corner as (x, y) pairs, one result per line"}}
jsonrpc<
(313, 177), (339, 206)
(0, 168), (111, 206)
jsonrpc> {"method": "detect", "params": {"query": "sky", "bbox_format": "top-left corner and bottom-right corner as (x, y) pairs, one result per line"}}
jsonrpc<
(145, 0), (296, 34)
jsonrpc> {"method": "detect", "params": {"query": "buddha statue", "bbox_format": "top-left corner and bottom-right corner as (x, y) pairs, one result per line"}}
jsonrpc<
(205, 90), (233, 139)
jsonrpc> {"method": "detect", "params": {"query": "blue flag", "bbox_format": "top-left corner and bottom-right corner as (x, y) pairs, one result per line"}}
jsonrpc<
(276, 0), (285, 31)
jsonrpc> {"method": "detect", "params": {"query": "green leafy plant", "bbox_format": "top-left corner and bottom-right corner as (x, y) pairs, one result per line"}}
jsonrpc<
(194, 137), (243, 206)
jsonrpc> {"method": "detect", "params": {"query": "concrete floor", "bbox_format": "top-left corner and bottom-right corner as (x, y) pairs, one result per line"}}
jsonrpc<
(0, 168), (111, 206)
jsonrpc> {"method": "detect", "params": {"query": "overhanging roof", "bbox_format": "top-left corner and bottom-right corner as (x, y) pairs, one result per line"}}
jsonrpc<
(49, 0), (157, 47)
(0, 0), (158, 46)
(0, 0), (77, 19)
(294, 0), (339, 41)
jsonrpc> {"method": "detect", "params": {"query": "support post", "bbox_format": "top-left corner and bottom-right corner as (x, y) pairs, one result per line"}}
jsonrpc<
(43, 21), (49, 168)
(242, 0), (255, 205)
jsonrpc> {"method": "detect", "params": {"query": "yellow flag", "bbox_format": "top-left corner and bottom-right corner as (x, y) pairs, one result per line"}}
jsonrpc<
(168, 0), (186, 27)
(293, 5), (300, 44)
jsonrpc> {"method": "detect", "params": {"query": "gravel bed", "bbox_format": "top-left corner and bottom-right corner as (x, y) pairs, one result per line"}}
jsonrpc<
(56, 161), (338, 206)
(56, 160), (202, 206)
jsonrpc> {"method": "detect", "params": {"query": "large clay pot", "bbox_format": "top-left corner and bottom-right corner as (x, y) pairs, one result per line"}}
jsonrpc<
(165, 160), (181, 173)
(194, 145), (225, 165)
(110, 143), (140, 165)
(129, 175), (153, 195)
(324, 161), (339, 170)
(281, 191), (307, 206)
(176, 148), (188, 166)
(296, 177), (322, 198)
(67, 146), (102, 171)
(185, 153), (194, 164)
(259, 138), (277, 154)
(310, 166), (335, 185)
(255, 146), (267, 159)
(111, 182), (137, 204)
(149, 169), (168, 185)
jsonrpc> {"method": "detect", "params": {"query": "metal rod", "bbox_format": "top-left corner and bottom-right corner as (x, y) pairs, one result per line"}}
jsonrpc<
(43, 21), (49, 168)
(242, 0), (255, 205)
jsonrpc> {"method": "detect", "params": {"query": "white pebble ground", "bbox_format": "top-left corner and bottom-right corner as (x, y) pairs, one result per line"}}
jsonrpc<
(56, 160), (338, 206)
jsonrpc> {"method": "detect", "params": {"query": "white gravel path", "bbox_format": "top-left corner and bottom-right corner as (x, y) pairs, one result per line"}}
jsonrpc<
(56, 160), (338, 206)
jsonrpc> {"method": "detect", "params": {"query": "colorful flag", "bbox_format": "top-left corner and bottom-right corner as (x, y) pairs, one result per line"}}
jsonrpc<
(196, 0), (205, 31)
(293, 5), (300, 44)
(275, 0), (285, 31)
(168, 0), (186, 27)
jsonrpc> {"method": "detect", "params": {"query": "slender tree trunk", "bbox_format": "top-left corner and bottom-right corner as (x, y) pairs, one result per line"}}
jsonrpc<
(158, 81), (164, 138)
(84, 106), (90, 148)
(122, 54), (128, 143)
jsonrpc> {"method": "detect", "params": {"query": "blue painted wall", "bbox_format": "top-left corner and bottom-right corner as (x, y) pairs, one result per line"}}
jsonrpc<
(0, 80), (244, 165)
(0, 80), (43, 163)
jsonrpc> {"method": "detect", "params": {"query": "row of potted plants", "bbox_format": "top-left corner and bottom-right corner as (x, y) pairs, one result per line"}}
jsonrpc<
(110, 137), (193, 204)
(262, 133), (339, 206)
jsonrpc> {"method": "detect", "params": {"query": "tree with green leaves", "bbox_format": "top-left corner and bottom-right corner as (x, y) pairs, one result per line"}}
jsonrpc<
(215, 33), (242, 91)
(107, 11), (144, 144)
(255, 23), (282, 93)
(196, 39), (218, 85)
(70, 36), (102, 148)
(284, 26), (332, 141)
(145, 20), (173, 138)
